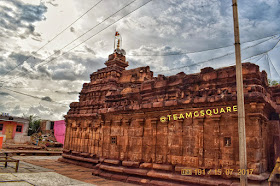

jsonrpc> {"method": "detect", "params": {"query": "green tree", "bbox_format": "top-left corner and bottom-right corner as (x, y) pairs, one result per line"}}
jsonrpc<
(27, 115), (41, 136)
(268, 79), (280, 86)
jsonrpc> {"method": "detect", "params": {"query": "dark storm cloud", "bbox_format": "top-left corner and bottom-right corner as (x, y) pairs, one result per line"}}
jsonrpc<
(239, 1), (280, 21)
(41, 96), (52, 102)
(129, 45), (183, 56)
(19, 24), (41, 39)
(128, 45), (197, 75)
(55, 90), (79, 95)
(28, 104), (52, 116)
(1, 50), (51, 79)
(49, 53), (105, 81)
(53, 50), (61, 55)
(0, 0), (47, 39)
(84, 46), (96, 54)
(9, 52), (29, 62)
(11, 105), (23, 115)
(37, 65), (51, 77)
(70, 27), (75, 33)
(67, 91), (79, 95)
(0, 92), (10, 96)
(46, 0), (58, 7)
(237, 0), (280, 41)
(1, 51), (32, 74)
(51, 70), (79, 81)
(10, 0), (47, 22)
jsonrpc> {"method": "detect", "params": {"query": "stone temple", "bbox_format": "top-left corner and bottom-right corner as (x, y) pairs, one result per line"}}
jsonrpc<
(60, 33), (280, 185)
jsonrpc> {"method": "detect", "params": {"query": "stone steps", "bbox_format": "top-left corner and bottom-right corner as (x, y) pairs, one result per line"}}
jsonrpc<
(59, 155), (236, 186)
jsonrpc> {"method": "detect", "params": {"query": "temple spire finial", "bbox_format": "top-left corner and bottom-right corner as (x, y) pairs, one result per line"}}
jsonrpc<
(114, 31), (126, 56)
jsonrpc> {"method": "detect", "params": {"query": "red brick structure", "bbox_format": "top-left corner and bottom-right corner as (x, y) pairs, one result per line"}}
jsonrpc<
(60, 47), (280, 185)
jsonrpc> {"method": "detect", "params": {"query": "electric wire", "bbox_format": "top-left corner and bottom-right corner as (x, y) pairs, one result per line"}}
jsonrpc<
(254, 54), (266, 65)
(154, 36), (279, 73)
(2, 0), (103, 77)
(265, 54), (272, 80)
(127, 33), (280, 56)
(39, 30), (278, 75)
(33, 0), (139, 69)
(0, 0), (146, 86)
(267, 53), (280, 79)
(33, 0), (153, 69)
(241, 36), (280, 61)
(1, 87), (69, 107)
(0, 0), (153, 105)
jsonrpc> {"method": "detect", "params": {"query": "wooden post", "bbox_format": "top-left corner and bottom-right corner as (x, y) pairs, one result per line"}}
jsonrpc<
(4, 153), (8, 168)
(232, 0), (248, 185)
(15, 160), (19, 172)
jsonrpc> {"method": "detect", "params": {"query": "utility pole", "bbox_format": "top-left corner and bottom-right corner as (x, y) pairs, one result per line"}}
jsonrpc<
(232, 0), (248, 185)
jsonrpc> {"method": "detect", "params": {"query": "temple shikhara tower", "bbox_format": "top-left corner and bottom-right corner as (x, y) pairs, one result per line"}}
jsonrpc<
(60, 32), (280, 185)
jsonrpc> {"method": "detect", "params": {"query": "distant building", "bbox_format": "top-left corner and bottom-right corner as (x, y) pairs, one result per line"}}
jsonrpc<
(40, 120), (66, 145)
(0, 114), (30, 143)
(40, 120), (55, 134)
(54, 120), (66, 144)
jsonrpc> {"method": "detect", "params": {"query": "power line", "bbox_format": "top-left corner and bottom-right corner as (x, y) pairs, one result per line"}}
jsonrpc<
(0, 0), (144, 86)
(227, 37), (280, 75)
(154, 36), (279, 73)
(241, 36), (280, 61)
(54, 29), (276, 75)
(254, 54), (266, 65)
(33, 0), (139, 69)
(267, 53), (280, 79)
(0, 0), (153, 103)
(127, 33), (280, 56)
(1, 87), (69, 107)
(2, 0), (103, 77)
(34, 0), (153, 69)
(266, 54), (272, 80)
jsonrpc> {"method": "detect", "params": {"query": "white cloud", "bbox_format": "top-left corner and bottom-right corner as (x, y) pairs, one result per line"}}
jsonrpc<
(0, 0), (279, 120)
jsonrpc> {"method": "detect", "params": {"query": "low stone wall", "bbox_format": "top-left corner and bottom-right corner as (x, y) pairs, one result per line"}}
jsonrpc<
(13, 135), (31, 144)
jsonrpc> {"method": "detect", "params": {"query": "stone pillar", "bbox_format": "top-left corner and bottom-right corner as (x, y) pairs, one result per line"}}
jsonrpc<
(156, 117), (168, 164)
(204, 115), (221, 169)
(170, 119), (183, 165)
(88, 123), (93, 154)
(142, 118), (155, 163)
(110, 120), (122, 159)
(97, 120), (103, 157)
(73, 127), (78, 152)
(76, 122), (82, 152)
(69, 120), (76, 151)
(81, 125), (86, 153)
(122, 119), (131, 160)
(102, 120), (111, 158)
(151, 118), (158, 163)
(127, 118), (144, 162)
(64, 120), (70, 150)
(193, 116), (204, 167)
(84, 127), (90, 153)
(268, 120), (280, 171)
(218, 113), (236, 170)
(247, 103), (267, 174)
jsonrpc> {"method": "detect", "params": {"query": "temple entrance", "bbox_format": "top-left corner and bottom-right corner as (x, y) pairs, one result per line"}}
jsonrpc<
(5, 124), (14, 139)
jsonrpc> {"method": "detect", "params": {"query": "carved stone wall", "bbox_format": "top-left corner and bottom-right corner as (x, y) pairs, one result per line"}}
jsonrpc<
(61, 52), (280, 185)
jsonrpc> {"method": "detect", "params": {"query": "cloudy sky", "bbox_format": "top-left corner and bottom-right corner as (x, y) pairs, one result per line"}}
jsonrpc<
(0, 0), (279, 120)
